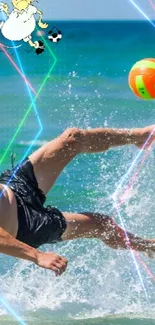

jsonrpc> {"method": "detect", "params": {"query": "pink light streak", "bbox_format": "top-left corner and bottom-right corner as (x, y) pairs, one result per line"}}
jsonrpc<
(0, 44), (37, 96)
(115, 140), (155, 281)
(150, 0), (155, 12)
(136, 251), (155, 280)
(118, 147), (151, 208)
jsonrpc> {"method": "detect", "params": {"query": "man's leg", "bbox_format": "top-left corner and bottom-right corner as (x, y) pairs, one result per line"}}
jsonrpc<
(28, 127), (155, 255)
(28, 126), (147, 195)
(29, 128), (81, 194)
(30, 127), (107, 194)
(62, 212), (155, 254)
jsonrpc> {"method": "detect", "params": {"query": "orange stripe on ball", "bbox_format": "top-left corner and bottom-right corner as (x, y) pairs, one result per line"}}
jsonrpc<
(142, 74), (155, 98)
(128, 76), (141, 98)
(129, 68), (155, 78)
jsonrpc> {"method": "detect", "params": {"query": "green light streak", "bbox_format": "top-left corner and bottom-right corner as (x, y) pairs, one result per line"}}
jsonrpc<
(37, 26), (58, 58)
(0, 20), (58, 325)
(0, 24), (58, 164)
(0, 58), (57, 164)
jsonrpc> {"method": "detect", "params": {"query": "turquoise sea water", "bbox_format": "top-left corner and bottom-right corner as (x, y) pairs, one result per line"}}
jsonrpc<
(1, 21), (155, 324)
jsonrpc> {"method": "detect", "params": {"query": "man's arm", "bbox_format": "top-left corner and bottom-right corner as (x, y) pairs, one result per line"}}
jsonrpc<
(0, 227), (67, 276)
(0, 226), (38, 262)
(81, 125), (155, 153)
(104, 125), (155, 149)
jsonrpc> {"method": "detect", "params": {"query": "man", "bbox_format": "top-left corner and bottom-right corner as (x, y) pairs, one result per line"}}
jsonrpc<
(0, 125), (155, 276)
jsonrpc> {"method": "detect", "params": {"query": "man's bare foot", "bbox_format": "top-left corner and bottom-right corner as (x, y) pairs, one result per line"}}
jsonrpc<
(135, 125), (155, 149)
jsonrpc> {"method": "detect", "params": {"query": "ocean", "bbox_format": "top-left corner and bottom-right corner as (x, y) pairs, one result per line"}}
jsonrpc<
(0, 20), (155, 324)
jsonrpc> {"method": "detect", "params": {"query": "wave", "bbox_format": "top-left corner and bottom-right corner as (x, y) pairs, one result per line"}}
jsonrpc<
(0, 312), (155, 325)
(18, 140), (48, 147)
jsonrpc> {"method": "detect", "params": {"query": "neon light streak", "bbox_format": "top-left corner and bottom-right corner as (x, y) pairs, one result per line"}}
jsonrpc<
(112, 0), (155, 291)
(128, 0), (155, 27)
(0, 297), (27, 325)
(10, 40), (43, 134)
(136, 252), (155, 281)
(116, 147), (152, 208)
(0, 61), (56, 165)
(113, 145), (155, 282)
(113, 127), (155, 201)
(0, 44), (37, 96)
(150, 0), (155, 12)
(114, 204), (149, 302)
(0, 13), (57, 325)
(0, 22), (57, 166)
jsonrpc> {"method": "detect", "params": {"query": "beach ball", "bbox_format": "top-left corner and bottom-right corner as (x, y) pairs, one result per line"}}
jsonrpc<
(128, 58), (155, 99)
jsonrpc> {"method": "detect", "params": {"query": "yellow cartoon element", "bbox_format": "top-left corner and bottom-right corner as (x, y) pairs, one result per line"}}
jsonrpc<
(0, 0), (48, 54)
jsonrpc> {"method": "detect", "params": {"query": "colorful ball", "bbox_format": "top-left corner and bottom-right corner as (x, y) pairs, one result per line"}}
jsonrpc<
(128, 58), (155, 99)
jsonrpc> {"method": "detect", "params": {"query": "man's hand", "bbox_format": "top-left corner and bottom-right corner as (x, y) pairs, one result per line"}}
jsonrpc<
(36, 251), (68, 276)
(0, 226), (68, 275)
(135, 125), (155, 149)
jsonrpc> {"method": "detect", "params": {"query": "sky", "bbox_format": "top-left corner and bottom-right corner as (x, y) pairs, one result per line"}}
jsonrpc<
(35, 0), (155, 20)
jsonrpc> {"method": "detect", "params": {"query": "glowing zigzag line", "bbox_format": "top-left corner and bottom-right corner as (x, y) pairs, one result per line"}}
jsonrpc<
(0, 32), (57, 165)
(0, 44), (37, 96)
(0, 297), (27, 325)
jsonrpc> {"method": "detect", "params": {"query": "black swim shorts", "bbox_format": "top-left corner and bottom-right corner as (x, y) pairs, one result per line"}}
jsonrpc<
(0, 157), (67, 248)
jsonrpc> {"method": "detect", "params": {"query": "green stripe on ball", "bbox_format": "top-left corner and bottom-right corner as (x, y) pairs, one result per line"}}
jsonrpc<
(131, 60), (155, 71)
(135, 75), (152, 99)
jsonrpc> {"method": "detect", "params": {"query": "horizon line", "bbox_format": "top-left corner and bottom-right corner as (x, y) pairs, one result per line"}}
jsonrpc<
(41, 18), (155, 22)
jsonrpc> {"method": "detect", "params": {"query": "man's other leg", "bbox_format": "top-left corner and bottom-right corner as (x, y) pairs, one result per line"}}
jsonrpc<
(62, 212), (155, 254)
